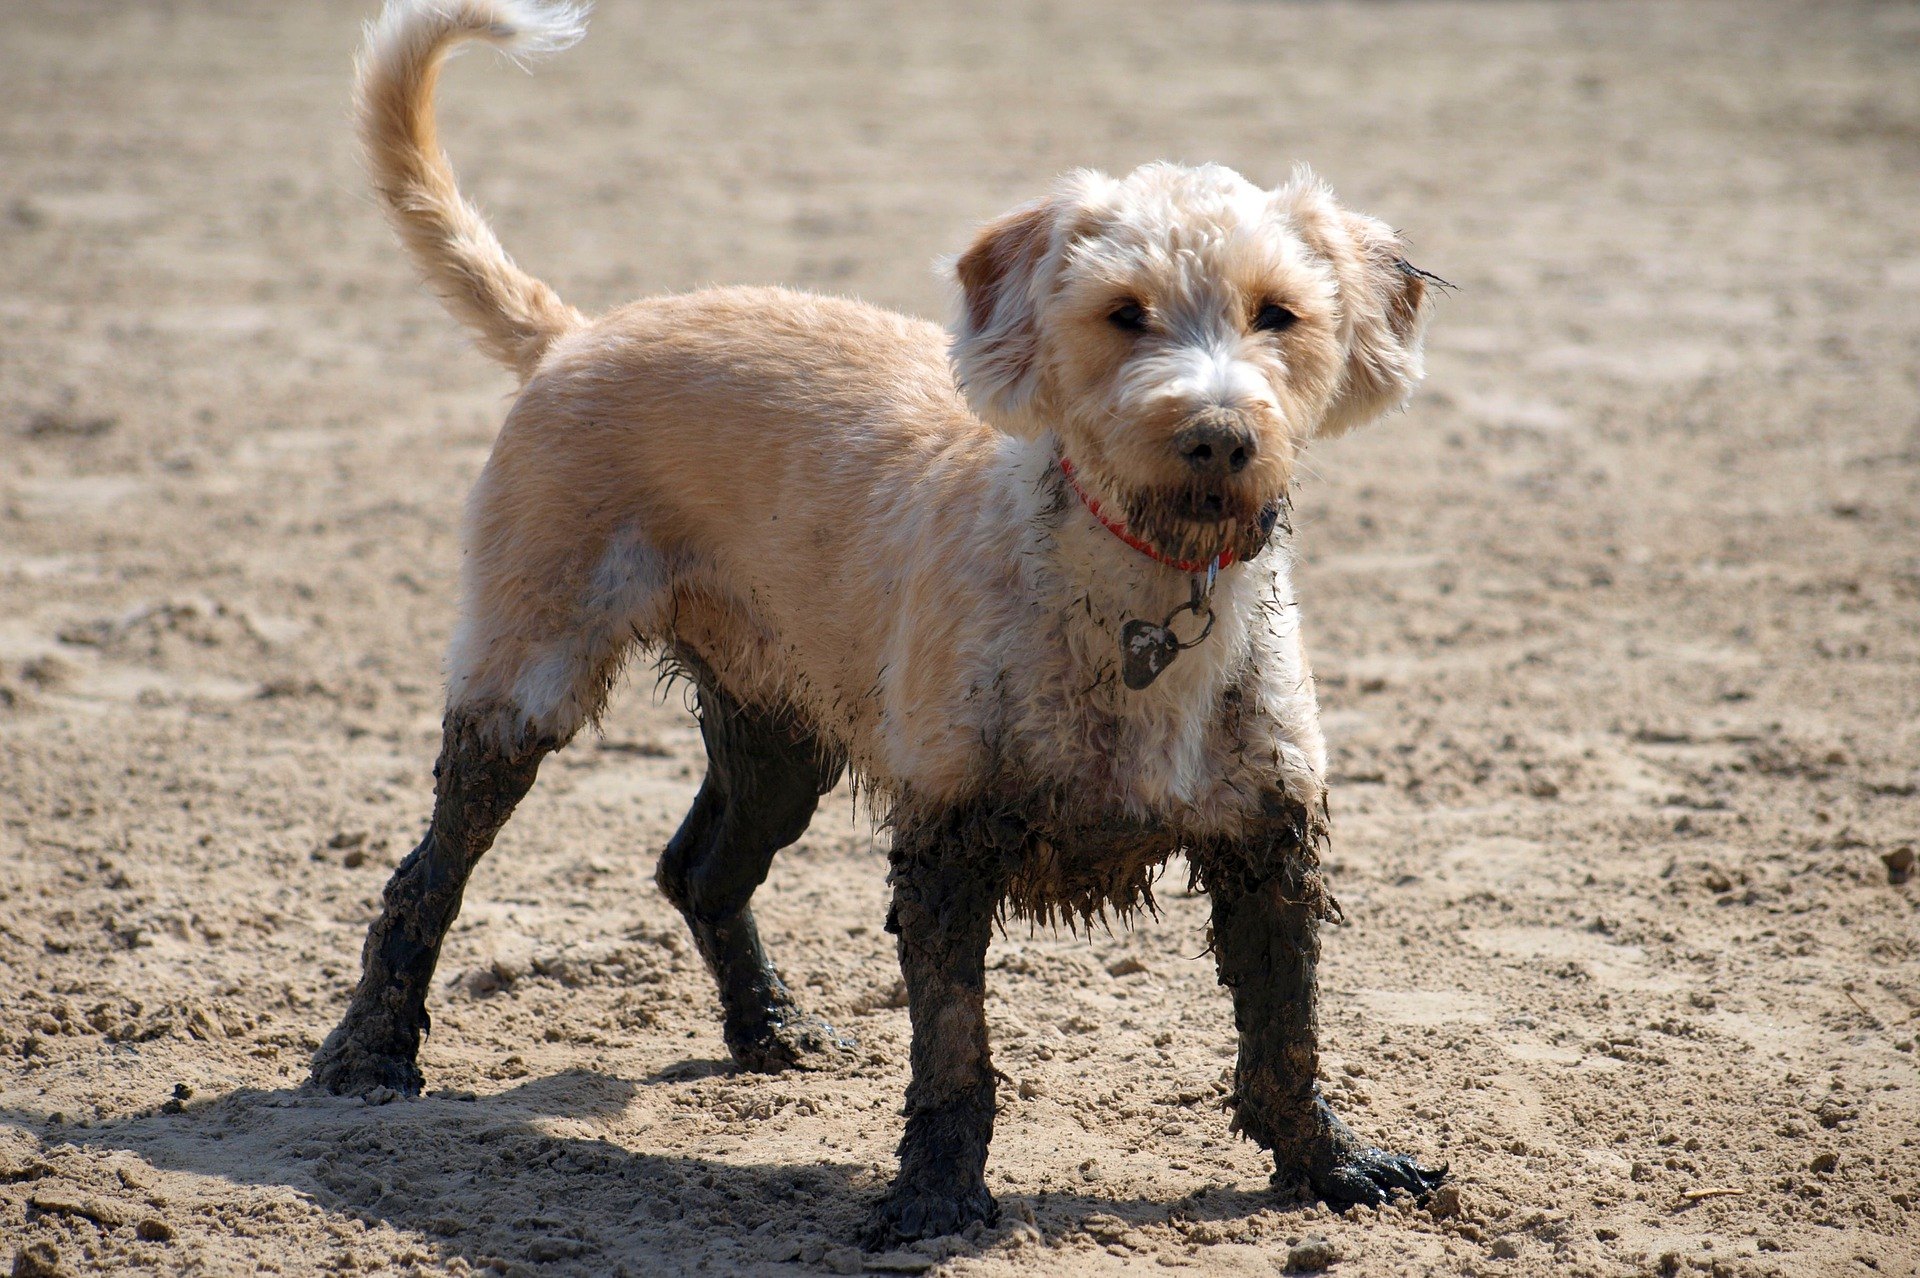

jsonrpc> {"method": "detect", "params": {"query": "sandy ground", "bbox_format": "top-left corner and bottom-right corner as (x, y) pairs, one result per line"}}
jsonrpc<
(3, 1), (1918, 1274)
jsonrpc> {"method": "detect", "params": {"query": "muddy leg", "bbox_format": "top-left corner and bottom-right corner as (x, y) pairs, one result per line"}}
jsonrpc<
(863, 810), (1010, 1248)
(655, 670), (849, 1072)
(310, 709), (549, 1095)
(1201, 835), (1445, 1209)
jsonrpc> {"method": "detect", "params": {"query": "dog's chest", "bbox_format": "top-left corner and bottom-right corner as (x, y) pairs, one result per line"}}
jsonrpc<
(980, 567), (1322, 833)
(837, 455), (1326, 827)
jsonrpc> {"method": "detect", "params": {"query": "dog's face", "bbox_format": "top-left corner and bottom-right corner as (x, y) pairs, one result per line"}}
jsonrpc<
(952, 163), (1434, 566)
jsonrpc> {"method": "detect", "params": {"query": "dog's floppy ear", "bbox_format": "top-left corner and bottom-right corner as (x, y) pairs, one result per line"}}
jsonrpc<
(1285, 178), (1439, 439)
(950, 171), (1114, 437)
(952, 199), (1053, 431)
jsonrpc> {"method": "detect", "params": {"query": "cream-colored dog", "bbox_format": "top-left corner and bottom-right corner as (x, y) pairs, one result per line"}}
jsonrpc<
(313, 0), (1447, 1246)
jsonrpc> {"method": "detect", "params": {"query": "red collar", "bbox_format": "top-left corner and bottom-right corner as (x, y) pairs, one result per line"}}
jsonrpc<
(1059, 456), (1236, 575)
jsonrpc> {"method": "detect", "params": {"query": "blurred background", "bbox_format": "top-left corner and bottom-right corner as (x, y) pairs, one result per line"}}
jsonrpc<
(2, 3), (1916, 1275)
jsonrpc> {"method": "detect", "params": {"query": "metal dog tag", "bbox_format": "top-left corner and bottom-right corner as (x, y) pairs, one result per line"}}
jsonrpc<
(1121, 619), (1182, 690)
(1120, 574), (1217, 690)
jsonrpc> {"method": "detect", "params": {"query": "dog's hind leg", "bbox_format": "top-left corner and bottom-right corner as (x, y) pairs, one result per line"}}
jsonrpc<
(311, 518), (639, 1094)
(310, 704), (553, 1096)
(655, 650), (851, 1072)
(1197, 816), (1446, 1209)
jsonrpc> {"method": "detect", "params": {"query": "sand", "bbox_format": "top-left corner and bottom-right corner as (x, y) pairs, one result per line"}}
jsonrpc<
(2, 1), (1917, 1274)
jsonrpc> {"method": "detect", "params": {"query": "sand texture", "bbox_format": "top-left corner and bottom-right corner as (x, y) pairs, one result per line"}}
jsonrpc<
(2, 1), (1917, 1274)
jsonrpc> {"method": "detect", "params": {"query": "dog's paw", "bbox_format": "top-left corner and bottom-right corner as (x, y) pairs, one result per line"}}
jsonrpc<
(860, 1179), (997, 1250)
(727, 1009), (855, 1074)
(1298, 1146), (1446, 1211)
(1266, 1095), (1445, 1211)
(308, 1032), (425, 1098)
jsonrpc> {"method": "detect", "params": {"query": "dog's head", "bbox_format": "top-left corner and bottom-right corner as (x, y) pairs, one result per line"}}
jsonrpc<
(952, 162), (1435, 566)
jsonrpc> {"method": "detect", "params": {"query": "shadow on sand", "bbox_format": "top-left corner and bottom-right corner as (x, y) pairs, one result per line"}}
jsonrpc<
(3, 1066), (1292, 1275)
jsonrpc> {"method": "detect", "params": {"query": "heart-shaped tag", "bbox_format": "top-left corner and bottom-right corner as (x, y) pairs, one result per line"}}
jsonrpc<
(1121, 619), (1182, 690)
(1119, 572), (1220, 690)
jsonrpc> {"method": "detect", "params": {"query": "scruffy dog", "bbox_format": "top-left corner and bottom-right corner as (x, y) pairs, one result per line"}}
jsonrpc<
(313, 0), (1447, 1245)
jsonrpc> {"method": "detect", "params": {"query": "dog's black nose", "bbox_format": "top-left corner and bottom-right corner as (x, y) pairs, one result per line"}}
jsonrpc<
(1174, 416), (1257, 479)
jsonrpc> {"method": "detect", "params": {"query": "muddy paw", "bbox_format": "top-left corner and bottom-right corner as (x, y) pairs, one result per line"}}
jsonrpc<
(861, 1179), (997, 1250)
(1304, 1146), (1446, 1211)
(308, 1029), (425, 1097)
(727, 1008), (854, 1074)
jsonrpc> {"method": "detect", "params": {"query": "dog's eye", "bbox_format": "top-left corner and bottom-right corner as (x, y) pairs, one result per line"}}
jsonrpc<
(1252, 302), (1297, 333)
(1107, 301), (1148, 333)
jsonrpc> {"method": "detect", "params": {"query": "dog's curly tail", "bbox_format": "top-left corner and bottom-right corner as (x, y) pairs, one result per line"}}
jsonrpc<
(356, 0), (588, 380)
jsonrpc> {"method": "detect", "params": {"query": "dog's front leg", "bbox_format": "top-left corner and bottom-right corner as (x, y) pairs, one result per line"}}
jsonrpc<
(310, 708), (549, 1096)
(1201, 833), (1445, 1209)
(863, 811), (1009, 1248)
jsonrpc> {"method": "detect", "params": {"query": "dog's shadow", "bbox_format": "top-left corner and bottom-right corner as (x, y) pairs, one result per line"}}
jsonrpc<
(3, 1067), (1282, 1274)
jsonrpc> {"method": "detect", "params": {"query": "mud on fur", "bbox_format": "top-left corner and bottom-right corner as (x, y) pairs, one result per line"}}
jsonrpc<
(311, 0), (1448, 1248)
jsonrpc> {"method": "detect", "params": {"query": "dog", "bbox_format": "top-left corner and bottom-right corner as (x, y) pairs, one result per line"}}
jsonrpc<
(312, 0), (1447, 1246)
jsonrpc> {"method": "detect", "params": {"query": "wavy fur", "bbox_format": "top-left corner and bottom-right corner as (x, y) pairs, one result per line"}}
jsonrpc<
(355, 0), (588, 379)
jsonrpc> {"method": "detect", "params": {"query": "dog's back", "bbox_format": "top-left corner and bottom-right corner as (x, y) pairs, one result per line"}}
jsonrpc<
(450, 285), (1028, 782)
